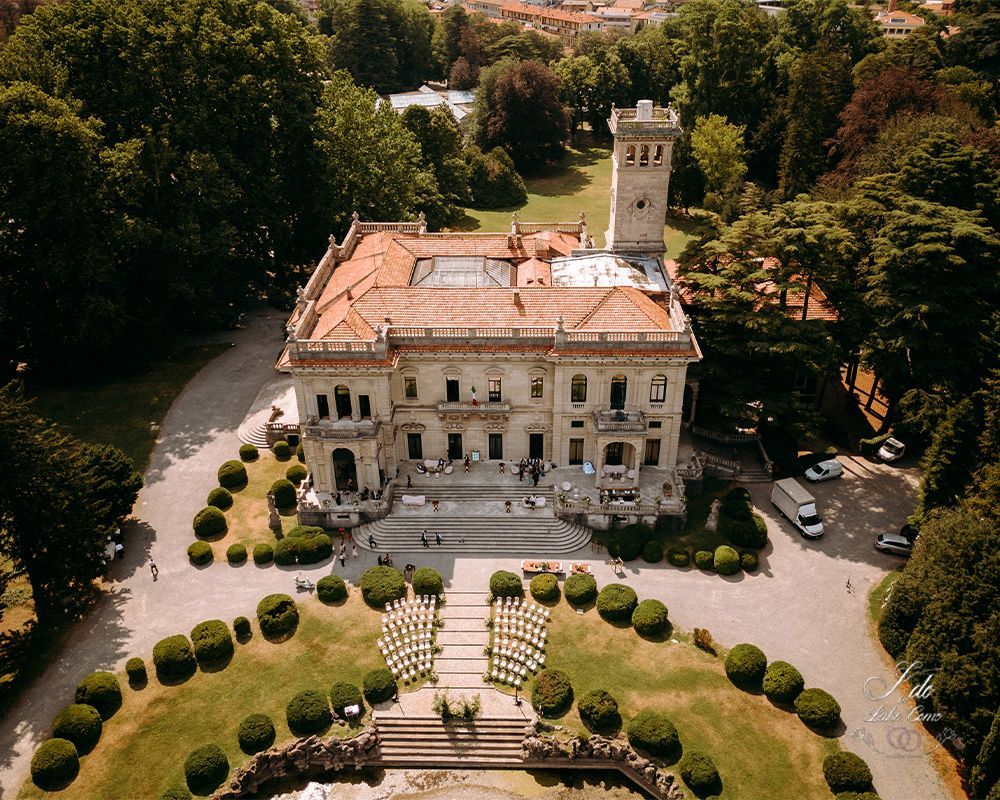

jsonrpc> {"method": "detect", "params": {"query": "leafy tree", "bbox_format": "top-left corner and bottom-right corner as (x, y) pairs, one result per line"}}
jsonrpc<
(944, 10), (1000, 81)
(400, 105), (470, 228)
(432, 4), (470, 75)
(614, 24), (682, 107)
(449, 57), (478, 90)
(854, 25), (944, 83)
(776, 0), (881, 65)
(555, 51), (631, 135)
(77, 444), (143, 530)
(689, 114), (747, 217)
(466, 146), (527, 209)
(914, 399), (981, 520)
(971, 706), (1000, 799)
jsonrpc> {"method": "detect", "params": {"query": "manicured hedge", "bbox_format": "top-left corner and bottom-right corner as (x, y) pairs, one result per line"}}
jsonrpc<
(564, 573), (597, 606)
(667, 547), (690, 567)
(330, 681), (364, 715)
(823, 752), (874, 793)
(724, 643), (767, 688)
(720, 512), (768, 549)
(578, 689), (621, 734)
(256, 594), (299, 640)
(680, 751), (722, 798)
(286, 689), (331, 735)
(607, 524), (649, 562)
(529, 573), (559, 603)
(187, 541), (213, 566)
(596, 584), (638, 622)
(30, 738), (79, 790)
(722, 487), (752, 519)
(296, 532), (332, 564)
(193, 506), (227, 539)
(184, 744), (229, 795)
(159, 785), (193, 800)
(237, 713), (275, 754)
(226, 543), (247, 564)
(632, 599), (668, 637)
(233, 616), (251, 640)
(740, 550), (759, 572)
(126, 657), (147, 685)
(359, 566), (407, 607)
(833, 793), (880, 800)
(362, 668), (397, 704)
(190, 619), (233, 665)
(270, 478), (297, 508)
(218, 460), (248, 488)
(489, 570), (523, 598)
(272, 440), (292, 460)
(206, 487), (233, 510)
(153, 635), (197, 681)
(273, 537), (298, 565)
(795, 688), (842, 730)
(642, 540), (664, 563)
(531, 669), (573, 717)
(713, 545), (741, 575)
(627, 709), (680, 759)
(52, 704), (102, 753)
(74, 671), (122, 720)
(238, 443), (258, 462)
(296, 442), (305, 462)
(253, 543), (274, 565)
(412, 567), (444, 597)
(694, 550), (714, 570)
(762, 660), (804, 704)
(287, 525), (325, 539)
(286, 463), (308, 484)
(317, 574), (348, 603)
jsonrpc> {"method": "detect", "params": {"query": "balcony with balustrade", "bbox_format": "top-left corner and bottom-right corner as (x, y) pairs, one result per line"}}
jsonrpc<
(592, 408), (647, 433)
(436, 400), (512, 417)
(302, 418), (382, 440)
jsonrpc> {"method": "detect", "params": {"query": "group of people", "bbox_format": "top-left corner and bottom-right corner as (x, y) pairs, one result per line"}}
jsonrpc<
(515, 458), (546, 487)
(334, 485), (382, 505)
(420, 529), (443, 548)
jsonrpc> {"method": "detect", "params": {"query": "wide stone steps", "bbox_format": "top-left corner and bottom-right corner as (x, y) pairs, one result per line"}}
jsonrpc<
(375, 716), (526, 765)
(237, 418), (270, 448)
(358, 516), (590, 555)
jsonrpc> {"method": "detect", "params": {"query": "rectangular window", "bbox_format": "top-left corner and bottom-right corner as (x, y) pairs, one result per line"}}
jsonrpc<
(650, 377), (667, 403)
(569, 438), (584, 465)
(530, 377), (544, 398)
(488, 378), (502, 402)
(407, 433), (423, 460)
(358, 395), (371, 419)
(316, 394), (330, 420)
(529, 432), (544, 459)
(404, 376), (418, 398)
(570, 420), (584, 428)
(446, 378), (459, 402)
(644, 439), (661, 466)
(649, 420), (662, 429)
(489, 433), (503, 460)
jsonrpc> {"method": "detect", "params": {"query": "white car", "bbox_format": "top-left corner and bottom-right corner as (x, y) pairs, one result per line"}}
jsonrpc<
(804, 459), (844, 482)
(878, 437), (906, 462)
(875, 533), (912, 557)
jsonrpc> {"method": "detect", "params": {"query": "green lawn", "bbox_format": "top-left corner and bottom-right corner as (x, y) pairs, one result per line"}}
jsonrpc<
(454, 136), (706, 261)
(538, 600), (839, 800)
(28, 342), (229, 471)
(19, 594), (384, 800)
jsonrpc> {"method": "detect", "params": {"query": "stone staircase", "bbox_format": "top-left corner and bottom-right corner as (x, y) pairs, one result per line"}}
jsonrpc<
(374, 715), (528, 767)
(434, 591), (489, 690)
(236, 413), (270, 448)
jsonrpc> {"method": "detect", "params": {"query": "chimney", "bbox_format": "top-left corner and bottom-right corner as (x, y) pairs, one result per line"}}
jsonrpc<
(888, 0), (897, 10)
(636, 100), (653, 121)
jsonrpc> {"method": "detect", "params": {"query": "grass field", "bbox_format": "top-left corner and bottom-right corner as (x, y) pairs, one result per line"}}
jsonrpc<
(454, 136), (706, 261)
(538, 599), (839, 800)
(18, 594), (384, 800)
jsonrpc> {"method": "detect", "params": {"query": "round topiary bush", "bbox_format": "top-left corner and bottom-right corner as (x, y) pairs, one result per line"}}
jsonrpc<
(362, 668), (397, 704)
(596, 584), (638, 622)
(722, 486), (752, 519)
(795, 688), (842, 730)
(642, 540), (664, 563)
(667, 547), (690, 567)
(187, 541), (213, 566)
(233, 616), (251, 640)
(632, 599), (669, 637)
(190, 619), (233, 665)
(238, 443), (258, 462)
(30, 738), (79, 790)
(627, 709), (680, 759)
(489, 570), (523, 598)
(272, 440), (292, 460)
(578, 689), (621, 733)
(724, 643), (767, 688)
(285, 524), (325, 539)
(253, 543), (274, 565)
(296, 533), (332, 565)
(317, 574), (348, 604)
(713, 545), (741, 575)
(74, 671), (122, 720)
(270, 478), (296, 508)
(529, 573), (559, 603)
(184, 743), (229, 795)
(237, 713), (276, 754)
(153, 635), (197, 681)
(217, 460), (248, 488)
(52, 704), (102, 754)
(126, 657), (147, 686)
(359, 566), (407, 607)
(823, 752), (874, 793)
(762, 660), (805, 704)
(206, 487), (233, 510)
(286, 689), (331, 735)
(226, 543), (247, 564)
(531, 669), (573, 717)
(833, 793), (880, 800)
(564, 573), (597, 606)
(330, 681), (364, 715)
(159, 785), (193, 800)
(193, 506), (227, 539)
(296, 442), (305, 462)
(286, 464), (308, 484)
(740, 550), (759, 572)
(607, 524), (650, 562)
(256, 594), (299, 641)
(680, 751), (722, 798)
(719, 512), (768, 549)
(694, 550), (714, 570)
(412, 567), (444, 597)
(273, 537), (298, 565)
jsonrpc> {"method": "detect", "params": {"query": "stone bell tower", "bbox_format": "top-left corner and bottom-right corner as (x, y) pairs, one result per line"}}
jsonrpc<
(605, 100), (682, 253)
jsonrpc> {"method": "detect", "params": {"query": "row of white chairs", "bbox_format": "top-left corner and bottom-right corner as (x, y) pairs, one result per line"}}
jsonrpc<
(493, 638), (545, 662)
(496, 604), (550, 620)
(384, 607), (433, 623)
(386, 596), (437, 612)
(491, 650), (543, 673)
(491, 657), (531, 677)
(490, 667), (523, 688)
(392, 663), (430, 682)
(497, 627), (546, 647)
(382, 619), (434, 634)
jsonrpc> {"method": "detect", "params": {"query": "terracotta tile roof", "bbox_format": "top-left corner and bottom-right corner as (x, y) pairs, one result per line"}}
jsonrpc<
(516, 257), (552, 287)
(500, 1), (593, 23)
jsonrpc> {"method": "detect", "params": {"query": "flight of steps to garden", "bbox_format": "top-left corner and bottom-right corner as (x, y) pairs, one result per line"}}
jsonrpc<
(374, 715), (528, 767)
(236, 413), (270, 448)
(433, 590), (490, 690)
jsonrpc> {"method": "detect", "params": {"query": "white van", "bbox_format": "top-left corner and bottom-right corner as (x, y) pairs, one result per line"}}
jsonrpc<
(804, 459), (843, 482)
(771, 479), (824, 538)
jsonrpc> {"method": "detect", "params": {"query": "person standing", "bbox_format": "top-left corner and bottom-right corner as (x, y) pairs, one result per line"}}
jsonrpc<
(407, 475), (412, 489)
(369, 534), (377, 549)
(339, 545), (346, 567)
(149, 559), (158, 578)
(352, 544), (359, 560)
(435, 531), (442, 546)
(421, 530), (429, 548)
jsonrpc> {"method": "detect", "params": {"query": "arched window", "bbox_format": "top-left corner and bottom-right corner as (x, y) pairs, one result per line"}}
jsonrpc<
(639, 145), (649, 167)
(653, 144), (663, 166)
(334, 385), (352, 419)
(571, 374), (587, 403)
(610, 375), (627, 410)
(650, 374), (667, 403)
(625, 145), (635, 166)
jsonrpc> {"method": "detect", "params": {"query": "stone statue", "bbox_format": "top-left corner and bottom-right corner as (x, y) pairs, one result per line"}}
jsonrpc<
(706, 498), (721, 532)
(267, 492), (282, 535)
